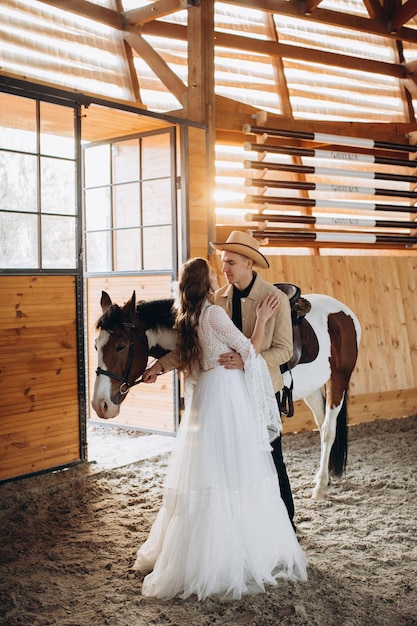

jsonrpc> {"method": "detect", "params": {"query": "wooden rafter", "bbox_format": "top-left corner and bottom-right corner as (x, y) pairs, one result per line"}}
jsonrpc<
(141, 21), (407, 79)
(38, 0), (417, 45)
(124, 25), (187, 105)
(390, 0), (417, 31)
(362, 0), (386, 21)
(114, 0), (142, 104)
(123, 0), (188, 26)
(221, 0), (417, 44)
(304, 0), (324, 14)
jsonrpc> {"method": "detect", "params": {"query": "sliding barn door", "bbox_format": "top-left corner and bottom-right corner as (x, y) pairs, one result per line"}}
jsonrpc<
(0, 90), (85, 482)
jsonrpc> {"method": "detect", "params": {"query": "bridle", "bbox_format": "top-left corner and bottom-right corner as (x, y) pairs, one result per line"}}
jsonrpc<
(95, 321), (149, 398)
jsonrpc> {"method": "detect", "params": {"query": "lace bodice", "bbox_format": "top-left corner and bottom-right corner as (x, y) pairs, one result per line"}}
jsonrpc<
(198, 302), (252, 370)
(193, 301), (282, 450)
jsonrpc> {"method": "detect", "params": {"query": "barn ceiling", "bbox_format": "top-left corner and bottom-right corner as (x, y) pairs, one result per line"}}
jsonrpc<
(2, 0), (417, 125)
(2, 0), (417, 252)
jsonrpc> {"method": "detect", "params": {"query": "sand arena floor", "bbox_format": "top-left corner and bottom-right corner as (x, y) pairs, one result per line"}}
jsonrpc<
(1, 414), (416, 626)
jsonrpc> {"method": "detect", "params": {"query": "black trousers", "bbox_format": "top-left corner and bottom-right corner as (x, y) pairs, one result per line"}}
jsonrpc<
(271, 435), (295, 525)
(272, 391), (295, 527)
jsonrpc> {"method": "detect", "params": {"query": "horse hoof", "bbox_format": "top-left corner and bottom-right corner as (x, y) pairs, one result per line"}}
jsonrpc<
(311, 488), (327, 500)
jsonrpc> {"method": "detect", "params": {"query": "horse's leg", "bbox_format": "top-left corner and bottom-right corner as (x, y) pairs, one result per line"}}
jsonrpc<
(303, 388), (325, 431)
(311, 393), (346, 500)
(309, 311), (357, 498)
(303, 388), (332, 499)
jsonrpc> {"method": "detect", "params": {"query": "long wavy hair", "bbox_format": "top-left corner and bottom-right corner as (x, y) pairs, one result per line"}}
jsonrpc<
(175, 257), (213, 376)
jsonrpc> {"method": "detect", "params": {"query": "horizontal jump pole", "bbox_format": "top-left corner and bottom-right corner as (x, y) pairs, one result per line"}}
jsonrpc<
(245, 212), (417, 230)
(245, 194), (417, 214)
(242, 125), (417, 154)
(243, 160), (417, 184)
(245, 177), (417, 199)
(252, 229), (417, 246)
(244, 142), (417, 169)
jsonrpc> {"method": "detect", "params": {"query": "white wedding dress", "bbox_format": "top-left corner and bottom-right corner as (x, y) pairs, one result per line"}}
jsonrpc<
(133, 302), (307, 600)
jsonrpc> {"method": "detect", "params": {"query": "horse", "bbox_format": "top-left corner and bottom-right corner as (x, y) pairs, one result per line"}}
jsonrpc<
(92, 289), (361, 500)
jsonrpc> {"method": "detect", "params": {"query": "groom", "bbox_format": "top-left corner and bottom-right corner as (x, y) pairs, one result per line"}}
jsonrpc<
(143, 231), (296, 529)
(209, 231), (295, 528)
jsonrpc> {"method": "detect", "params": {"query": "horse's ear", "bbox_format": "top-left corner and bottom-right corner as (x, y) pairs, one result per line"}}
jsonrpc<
(124, 291), (136, 320)
(100, 291), (112, 313)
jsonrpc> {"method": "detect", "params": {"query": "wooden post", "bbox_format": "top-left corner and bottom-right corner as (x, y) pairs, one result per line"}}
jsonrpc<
(183, 0), (216, 259)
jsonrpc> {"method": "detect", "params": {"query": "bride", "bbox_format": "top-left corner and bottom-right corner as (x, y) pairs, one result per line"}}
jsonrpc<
(132, 257), (307, 600)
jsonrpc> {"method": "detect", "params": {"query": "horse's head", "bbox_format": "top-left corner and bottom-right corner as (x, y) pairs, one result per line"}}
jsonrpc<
(91, 291), (149, 419)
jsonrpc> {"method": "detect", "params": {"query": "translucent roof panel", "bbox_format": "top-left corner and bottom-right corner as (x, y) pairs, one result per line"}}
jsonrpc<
(0, 0), (133, 101)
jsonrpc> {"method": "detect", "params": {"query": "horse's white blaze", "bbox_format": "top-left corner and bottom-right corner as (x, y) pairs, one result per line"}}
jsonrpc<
(146, 327), (178, 351)
(91, 330), (120, 419)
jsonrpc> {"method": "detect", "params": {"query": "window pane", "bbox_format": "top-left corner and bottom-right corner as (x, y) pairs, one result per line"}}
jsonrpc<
(84, 145), (110, 187)
(112, 139), (139, 183)
(143, 225), (172, 270)
(113, 183), (140, 228)
(0, 212), (38, 268)
(41, 157), (76, 215)
(0, 152), (37, 212)
(142, 179), (171, 225)
(86, 231), (112, 272)
(84, 187), (111, 230)
(114, 228), (141, 271)
(142, 133), (171, 180)
(41, 215), (77, 269)
(0, 93), (37, 153)
(40, 101), (75, 159)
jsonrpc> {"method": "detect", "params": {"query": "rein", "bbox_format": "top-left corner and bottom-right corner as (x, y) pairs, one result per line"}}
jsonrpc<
(95, 321), (149, 396)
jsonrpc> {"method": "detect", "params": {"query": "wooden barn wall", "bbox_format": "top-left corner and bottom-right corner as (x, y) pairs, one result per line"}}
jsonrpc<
(0, 276), (81, 482)
(86, 274), (176, 432)
(252, 255), (417, 434)
(185, 126), (211, 259)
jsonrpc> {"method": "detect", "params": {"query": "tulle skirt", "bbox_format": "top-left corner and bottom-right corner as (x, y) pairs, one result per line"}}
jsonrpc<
(133, 366), (307, 600)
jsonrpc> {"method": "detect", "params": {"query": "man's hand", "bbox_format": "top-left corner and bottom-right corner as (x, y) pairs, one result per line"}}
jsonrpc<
(142, 360), (164, 383)
(218, 351), (244, 370)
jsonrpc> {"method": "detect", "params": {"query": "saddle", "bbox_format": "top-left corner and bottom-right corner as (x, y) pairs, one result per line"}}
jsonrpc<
(275, 283), (319, 417)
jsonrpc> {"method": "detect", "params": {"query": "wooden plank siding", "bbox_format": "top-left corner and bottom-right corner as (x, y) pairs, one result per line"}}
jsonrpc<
(86, 274), (176, 432)
(87, 256), (417, 436)
(236, 254), (417, 433)
(0, 276), (81, 481)
(186, 126), (212, 259)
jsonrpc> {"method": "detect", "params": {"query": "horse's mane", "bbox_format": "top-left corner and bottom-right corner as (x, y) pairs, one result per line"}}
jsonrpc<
(96, 297), (176, 332)
(96, 304), (124, 332)
(136, 298), (176, 330)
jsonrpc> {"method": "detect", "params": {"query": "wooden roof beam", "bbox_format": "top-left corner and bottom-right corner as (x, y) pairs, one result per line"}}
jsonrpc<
(124, 0), (189, 26)
(304, 0), (324, 14)
(390, 0), (417, 31)
(124, 25), (187, 106)
(362, 0), (386, 21)
(221, 0), (417, 44)
(142, 21), (406, 79)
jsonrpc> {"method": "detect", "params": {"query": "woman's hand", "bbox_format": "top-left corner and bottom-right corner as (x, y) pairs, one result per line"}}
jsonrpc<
(142, 360), (163, 383)
(255, 292), (280, 323)
(218, 351), (244, 370)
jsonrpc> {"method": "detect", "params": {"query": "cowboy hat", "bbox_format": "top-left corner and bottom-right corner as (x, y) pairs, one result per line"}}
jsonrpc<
(210, 231), (270, 269)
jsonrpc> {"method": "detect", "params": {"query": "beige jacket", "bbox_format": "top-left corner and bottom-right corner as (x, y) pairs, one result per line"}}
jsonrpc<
(158, 273), (293, 392)
(213, 274), (293, 392)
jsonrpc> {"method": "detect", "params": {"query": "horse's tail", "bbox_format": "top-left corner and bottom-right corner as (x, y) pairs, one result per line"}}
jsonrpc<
(328, 390), (348, 476)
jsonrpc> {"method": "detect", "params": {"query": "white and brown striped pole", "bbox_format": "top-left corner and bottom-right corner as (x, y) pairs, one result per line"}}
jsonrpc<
(244, 142), (417, 169)
(244, 160), (417, 184)
(245, 194), (417, 214)
(245, 213), (417, 230)
(245, 177), (417, 199)
(252, 230), (417, 246)
(243, 126), (417, 153)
